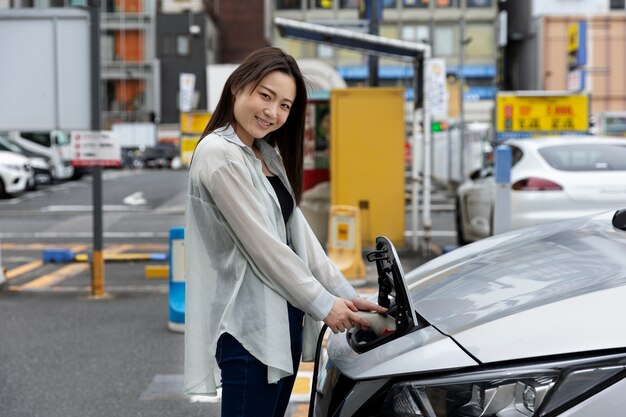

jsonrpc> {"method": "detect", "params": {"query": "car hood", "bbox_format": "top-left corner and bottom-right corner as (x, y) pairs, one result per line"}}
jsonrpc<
(408, 210), (626, 363)
(0, 150), (29, 165)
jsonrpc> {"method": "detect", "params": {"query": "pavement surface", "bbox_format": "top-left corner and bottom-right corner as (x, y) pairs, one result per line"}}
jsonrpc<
(0, 240), (451, 417)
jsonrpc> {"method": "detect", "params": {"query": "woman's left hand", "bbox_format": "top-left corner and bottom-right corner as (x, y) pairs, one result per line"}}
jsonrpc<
(352, 297), (387, 314)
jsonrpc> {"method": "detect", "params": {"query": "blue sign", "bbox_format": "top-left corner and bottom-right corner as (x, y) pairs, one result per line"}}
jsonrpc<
(495, 145), (511, 183)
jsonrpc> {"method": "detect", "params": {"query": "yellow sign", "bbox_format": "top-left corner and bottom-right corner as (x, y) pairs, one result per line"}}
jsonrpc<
(496, 94), (589, 139)
(180, 134), (201, 166)
(180, 111), (211, 135)
(337, 223), (349, 241)
(568, 23), (579, 53)
(327, 206), (366, 281)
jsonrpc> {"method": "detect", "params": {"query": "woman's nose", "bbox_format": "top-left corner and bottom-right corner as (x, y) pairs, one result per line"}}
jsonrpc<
(264, 106), (276, 118)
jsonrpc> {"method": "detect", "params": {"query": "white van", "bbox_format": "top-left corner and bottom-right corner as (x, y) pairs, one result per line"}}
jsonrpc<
(6, 131), (75, 181)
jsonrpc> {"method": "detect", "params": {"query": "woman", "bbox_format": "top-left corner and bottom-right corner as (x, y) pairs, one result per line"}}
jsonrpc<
(184, 47), (384, 417)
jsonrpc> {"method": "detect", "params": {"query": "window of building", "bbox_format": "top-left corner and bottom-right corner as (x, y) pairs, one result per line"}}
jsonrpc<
(163, 35), (190, 56)
(277, 0), (302, 9)
(465, 24), (494, 58)
(435, 0), (458, 7)
(403, 0), (429, 7)
(467, 0), (492, 7)
(176, 35), (190, 56)
(339, 0), (359, 8)
(313, 0), (334, 8)
(274, 29), (305, 59)
(610, 0), (625, 9)
(318, 44), (334, 59)
(433, 25), (458, 56)
(383, 0), (397, 8)
(401, 24), (430, 43)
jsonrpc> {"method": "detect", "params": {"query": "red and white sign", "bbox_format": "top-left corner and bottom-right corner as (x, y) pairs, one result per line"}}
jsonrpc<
(70, 131), (121, 167)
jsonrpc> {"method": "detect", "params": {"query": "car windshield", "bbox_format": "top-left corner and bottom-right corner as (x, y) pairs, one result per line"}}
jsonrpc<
(538, 144), (626, 171)
(0, 135), (23, 153)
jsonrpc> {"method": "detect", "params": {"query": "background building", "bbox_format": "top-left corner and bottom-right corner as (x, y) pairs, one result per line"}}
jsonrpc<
(271, 0), (498, 122)
(500, 0), (626, 116)
(157, 1), (216, 124)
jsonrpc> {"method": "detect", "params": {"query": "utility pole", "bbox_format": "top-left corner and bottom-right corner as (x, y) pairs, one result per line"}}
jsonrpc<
(368, 0), (380, 86)
(89, 0), (105, 298)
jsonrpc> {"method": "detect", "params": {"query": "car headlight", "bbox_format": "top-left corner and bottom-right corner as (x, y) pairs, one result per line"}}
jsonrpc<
(381, 356), (626, 417)
(3, 164), (22, 171)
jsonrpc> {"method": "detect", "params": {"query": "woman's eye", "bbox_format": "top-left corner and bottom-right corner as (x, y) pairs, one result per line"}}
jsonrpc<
(281, 104), (291, 111)
(260, 93), (270, 100)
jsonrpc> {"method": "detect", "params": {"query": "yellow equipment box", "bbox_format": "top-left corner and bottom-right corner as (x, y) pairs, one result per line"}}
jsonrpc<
(330, 88), (405, 248)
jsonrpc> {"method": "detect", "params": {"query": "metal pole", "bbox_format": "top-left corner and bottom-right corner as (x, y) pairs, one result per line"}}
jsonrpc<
(368, 0), (379, 87)
(459, 18), (466, 180)
(89, 0), (105, 298)
(422, 77), (432, 257)
(411, 58), (421, 251)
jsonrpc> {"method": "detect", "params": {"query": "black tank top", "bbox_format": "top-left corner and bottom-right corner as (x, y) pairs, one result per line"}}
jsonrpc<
(266, 175), (293, 225)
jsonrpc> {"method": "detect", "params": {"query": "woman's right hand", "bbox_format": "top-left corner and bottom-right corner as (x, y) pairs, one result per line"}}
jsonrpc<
(323, 298), (370, 334)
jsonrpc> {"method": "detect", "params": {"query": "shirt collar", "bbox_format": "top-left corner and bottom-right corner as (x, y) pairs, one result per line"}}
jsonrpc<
(216, 124), (280, 164)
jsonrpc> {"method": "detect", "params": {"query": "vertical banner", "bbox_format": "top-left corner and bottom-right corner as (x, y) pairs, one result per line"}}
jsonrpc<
(425, 58), (448, 120)
(179, 73), (196, 112)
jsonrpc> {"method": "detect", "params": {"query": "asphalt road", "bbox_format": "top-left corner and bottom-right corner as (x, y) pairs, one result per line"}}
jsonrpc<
(0, 169), (456, 417)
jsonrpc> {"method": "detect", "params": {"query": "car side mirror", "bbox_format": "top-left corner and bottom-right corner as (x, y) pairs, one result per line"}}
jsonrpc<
(613, 209), (626, 231)
(469, 169), (481, 180)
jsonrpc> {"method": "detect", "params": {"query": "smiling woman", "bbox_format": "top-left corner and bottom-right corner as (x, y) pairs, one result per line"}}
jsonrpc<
(184, 47), (384, 417)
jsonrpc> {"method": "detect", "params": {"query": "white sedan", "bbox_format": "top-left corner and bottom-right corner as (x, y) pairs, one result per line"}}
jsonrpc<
(0, 150), (34, 197)
(456, 136), (626, 244)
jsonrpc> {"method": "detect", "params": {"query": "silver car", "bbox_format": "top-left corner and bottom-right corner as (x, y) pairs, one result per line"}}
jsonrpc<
(313, 208), (626, 417)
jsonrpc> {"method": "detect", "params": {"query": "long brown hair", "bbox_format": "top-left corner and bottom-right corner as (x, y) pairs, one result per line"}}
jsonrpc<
(198, 47), (307, 204)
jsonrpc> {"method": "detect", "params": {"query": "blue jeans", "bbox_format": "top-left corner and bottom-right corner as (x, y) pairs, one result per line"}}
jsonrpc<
(216, 303), (304, 417)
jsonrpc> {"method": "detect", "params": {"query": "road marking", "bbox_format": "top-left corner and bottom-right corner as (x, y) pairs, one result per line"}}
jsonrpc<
(291, 371), (313, 402)
(0, 232), (170, 239)
(40, 205), (146, 212)
(5, 260), (43, 280)
(7, 284), (169, 293)
(288, 403), (309, 417)
(15, 263), (89, 290)
(10, 244), (134, 291)
(123, 191), (147, 206)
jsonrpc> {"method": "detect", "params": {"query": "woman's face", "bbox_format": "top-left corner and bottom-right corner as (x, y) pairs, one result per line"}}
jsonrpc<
(232, 70), (296, 146)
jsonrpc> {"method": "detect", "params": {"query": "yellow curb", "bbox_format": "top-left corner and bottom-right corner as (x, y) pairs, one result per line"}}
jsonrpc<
(145, 265), (169, 279)
(74, 253), (165, 262)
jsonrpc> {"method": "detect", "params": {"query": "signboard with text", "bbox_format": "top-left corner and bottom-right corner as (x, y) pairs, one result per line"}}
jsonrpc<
(567, 21), (587, 92)
(496, 93), (589, 140)
(70, 131), (121, 167)
(425, 58), (448, 119)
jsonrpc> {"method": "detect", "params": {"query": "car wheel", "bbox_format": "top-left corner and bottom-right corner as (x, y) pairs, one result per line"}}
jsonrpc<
(455, 198), (468, 246)
(0, 179), (6, 198)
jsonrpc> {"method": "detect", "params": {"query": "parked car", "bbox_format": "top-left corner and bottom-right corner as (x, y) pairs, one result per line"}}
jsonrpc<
(0, 150), (34, 197)
(0, 134), (53, 185)
(456, 136), (626, 244)
(120, 147), (144, 169)
(313, 209), (626, 417)
(141, 143), (179, 169)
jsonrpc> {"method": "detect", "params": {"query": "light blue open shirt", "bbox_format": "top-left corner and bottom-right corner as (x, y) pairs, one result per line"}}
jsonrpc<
(184, 125), (358, 396)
